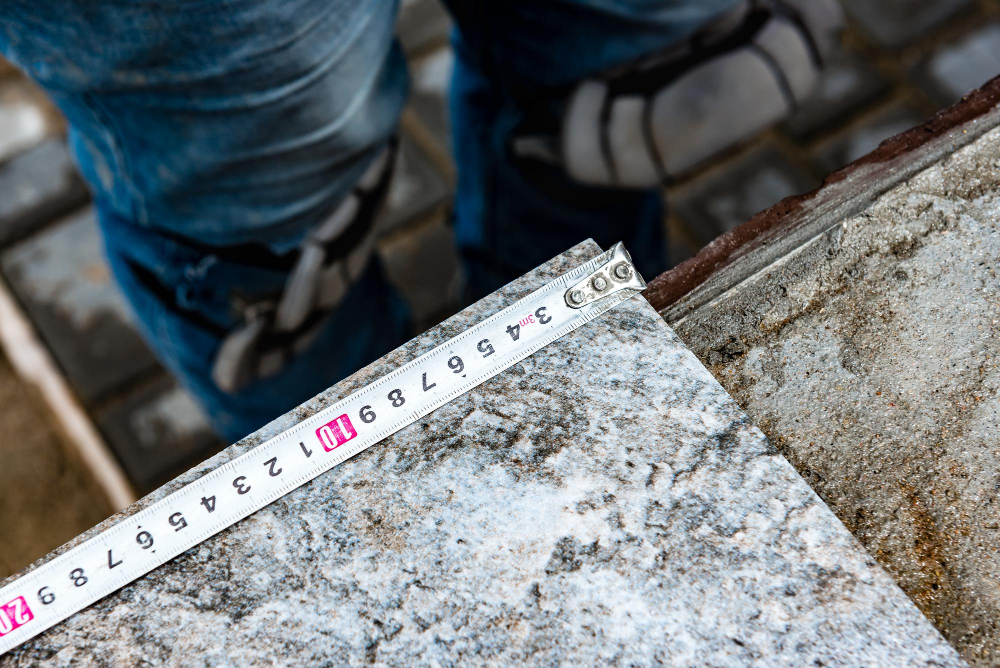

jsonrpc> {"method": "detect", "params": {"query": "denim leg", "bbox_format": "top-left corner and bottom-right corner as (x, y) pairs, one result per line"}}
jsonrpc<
(0, 0), (410, 442)
(442, 0), (741, 301)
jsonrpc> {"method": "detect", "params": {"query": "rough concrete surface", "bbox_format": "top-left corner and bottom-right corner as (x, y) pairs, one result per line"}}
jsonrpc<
(672, 125), (1000, 664)
(0, 354), (111, 579)
(2, 243), (960, 667)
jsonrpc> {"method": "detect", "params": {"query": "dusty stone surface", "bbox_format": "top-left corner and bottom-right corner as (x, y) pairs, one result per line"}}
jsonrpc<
(379, 136), (450, 234)
(672, 126), (1000, 664)
(2, 243), (960, 666)
(0, 354), (111, 580)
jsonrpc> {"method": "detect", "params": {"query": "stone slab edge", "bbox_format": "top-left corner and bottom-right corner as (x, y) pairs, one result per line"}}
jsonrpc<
(646, 74), (1000, 322)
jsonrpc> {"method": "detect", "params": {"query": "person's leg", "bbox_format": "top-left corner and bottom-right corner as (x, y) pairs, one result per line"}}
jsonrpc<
(0, 0), (410, 442)
(442, 0), (741, 301)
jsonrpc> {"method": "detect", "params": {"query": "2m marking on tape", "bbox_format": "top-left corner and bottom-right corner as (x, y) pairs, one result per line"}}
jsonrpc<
(317, 414), (357, 451)
(0, 598), (32, 638)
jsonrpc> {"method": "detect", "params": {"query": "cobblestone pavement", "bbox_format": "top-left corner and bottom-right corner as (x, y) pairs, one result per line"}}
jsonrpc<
(0, 0), (997, 496)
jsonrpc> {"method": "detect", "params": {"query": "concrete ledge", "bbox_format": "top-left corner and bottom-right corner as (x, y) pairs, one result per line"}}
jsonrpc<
(648, 74), (1000, 664)
(646, 74), (1000, 321)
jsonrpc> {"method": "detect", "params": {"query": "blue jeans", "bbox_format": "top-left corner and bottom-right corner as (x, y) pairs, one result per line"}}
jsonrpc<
(0, 0), (736, 443)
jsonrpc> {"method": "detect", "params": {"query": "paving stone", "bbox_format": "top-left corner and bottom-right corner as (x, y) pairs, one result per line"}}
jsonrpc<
(397, 0), (451, 54)
(839, 0), (974, 47)
(671, 145), (818, 246)
(0, 208), (159, 406)
(782, 52), (889, 140)
(379, 215), (459, 330)
(97, 379), (222, 496)
(408, 47), (453, 152)
(914, 22), (1000, 107)
(811, 103), (924, 175)
(671, 124), (1000, 665)
(0, 80), (52, 165)
(380, 135), (450, 233)
(3, 241), (963, 666)
(0, 138), (89, 250)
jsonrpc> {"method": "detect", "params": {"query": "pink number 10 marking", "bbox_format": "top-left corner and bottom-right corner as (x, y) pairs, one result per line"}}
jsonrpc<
(316, 414), (357, 452)
(0, 596), (33, 637)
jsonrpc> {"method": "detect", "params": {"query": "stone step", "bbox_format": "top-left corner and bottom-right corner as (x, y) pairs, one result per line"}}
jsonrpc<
(649, 75), (1000, 665)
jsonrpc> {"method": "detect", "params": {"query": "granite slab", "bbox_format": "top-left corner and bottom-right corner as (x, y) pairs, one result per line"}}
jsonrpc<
(1, 242), (961, 666)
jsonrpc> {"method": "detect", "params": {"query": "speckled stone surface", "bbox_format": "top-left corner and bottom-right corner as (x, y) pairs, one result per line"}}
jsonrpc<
(671, 126), (1000, 664)
(2, 243), (961, 667)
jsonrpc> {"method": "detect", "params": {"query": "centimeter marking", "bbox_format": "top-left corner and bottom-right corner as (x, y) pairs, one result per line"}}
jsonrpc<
(0, 245), (642, 655)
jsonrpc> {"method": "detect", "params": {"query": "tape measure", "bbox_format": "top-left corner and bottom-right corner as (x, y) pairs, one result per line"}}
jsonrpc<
(0, 242), (646, 655)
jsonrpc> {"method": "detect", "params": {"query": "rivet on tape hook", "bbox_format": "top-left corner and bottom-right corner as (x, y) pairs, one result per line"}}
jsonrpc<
(564, 242), (646, 309)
